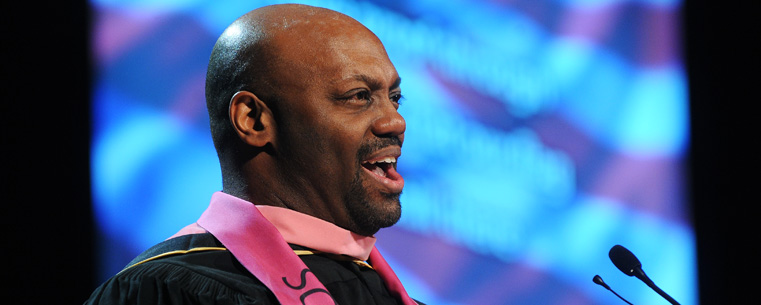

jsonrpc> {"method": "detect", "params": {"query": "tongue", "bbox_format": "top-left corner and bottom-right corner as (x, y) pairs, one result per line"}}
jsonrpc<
(383, 163), (403, 182)
(364, 162), (404, 184)
(363, 162), (405, 192)
(371, 164), (386, 177)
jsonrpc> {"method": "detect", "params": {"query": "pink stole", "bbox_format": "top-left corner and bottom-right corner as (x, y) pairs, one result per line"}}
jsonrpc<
(191, 194), (417, 305)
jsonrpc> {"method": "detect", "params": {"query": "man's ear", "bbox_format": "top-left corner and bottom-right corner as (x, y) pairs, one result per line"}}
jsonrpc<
(229, 91), (275, 148)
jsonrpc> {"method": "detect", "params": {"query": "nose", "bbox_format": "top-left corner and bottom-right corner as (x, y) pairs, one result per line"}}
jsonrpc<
(371, 101), (406, 139)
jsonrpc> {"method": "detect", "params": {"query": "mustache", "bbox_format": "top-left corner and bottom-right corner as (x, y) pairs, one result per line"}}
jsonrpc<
(357, 136), (402, 160)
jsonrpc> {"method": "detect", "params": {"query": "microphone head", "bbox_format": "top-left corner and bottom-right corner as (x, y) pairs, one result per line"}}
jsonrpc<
(592, 275), (610, 290)
(609, 245), (642, 276)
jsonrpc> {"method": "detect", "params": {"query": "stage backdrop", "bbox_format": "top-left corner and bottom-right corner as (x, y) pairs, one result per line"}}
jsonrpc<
(90, 0), (694, 304)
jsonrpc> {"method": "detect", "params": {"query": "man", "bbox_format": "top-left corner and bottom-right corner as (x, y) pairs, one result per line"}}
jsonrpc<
(85, 4), (421, 305)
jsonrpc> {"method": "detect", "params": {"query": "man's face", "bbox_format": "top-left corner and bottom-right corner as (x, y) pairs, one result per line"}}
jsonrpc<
(269, 21), (406, 236)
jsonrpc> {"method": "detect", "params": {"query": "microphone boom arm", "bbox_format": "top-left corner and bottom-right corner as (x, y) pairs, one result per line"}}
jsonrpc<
(609, 245), (681, 305)
(632, 269), (680, 305)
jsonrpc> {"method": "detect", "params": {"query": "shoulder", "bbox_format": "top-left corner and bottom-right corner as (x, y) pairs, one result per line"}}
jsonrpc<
(84, 234), (277, 305)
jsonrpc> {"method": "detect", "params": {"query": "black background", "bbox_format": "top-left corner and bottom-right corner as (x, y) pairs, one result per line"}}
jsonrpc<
(2, 1), (755, 304)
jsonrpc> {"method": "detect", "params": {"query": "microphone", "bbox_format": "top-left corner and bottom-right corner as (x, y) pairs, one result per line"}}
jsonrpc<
(608, 245), (681, 305)
(593, 274), (633, 305)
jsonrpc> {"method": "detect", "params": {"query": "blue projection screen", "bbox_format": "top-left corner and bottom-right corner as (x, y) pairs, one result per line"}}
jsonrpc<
(90, 0), (695, 304)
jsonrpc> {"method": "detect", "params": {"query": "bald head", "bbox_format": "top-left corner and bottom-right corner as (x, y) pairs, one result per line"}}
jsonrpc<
(205, 4), (382, 166)
(205, 4), (404, 235)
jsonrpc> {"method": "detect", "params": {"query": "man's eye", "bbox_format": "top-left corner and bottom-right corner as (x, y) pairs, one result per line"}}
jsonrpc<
(390, 93), (403, 107)
(355, 90), (371, 101)
(341, 90), (370, 103)
(337, 90), (373, 107)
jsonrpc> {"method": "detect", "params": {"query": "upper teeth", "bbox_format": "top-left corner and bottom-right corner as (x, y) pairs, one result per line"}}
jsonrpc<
(367, 157), (396, 164)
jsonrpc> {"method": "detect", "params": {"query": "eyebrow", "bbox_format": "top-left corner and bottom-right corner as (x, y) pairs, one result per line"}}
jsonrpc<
(391, 77), (402, 90)
(352, 75), (402, 90)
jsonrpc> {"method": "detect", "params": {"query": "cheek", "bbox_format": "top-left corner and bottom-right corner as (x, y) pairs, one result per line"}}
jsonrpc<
(283, 103), (373, 170)
(326, 114), (370, 147)
(291, 124), (361, 172)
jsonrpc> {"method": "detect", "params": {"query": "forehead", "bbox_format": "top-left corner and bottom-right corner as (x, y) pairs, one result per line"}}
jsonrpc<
(267, 18), (398, 88)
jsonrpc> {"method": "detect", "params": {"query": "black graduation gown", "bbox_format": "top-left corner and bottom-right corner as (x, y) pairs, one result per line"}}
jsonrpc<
(84, 233), (419, 305)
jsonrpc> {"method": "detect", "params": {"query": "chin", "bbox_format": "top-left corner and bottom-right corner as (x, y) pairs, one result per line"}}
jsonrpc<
(373, 191), (403, 225)
(343, 169), (403, 235)
(346, 191), (402, 236)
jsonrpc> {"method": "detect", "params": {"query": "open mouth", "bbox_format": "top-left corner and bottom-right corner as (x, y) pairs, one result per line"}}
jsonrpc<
(362, 156), (395, 177)
(361, 155), (404, 193)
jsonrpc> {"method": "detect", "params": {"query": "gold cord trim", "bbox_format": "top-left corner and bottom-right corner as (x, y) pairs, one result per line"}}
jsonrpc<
(120, 247), (228, 274)
(294, 249), (373, 269)
(121, 247), (374, 274)
(294, 250), (318, 256)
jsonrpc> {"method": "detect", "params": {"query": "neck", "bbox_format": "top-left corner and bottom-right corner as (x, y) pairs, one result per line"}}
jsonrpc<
(229, 159), (360, 235)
